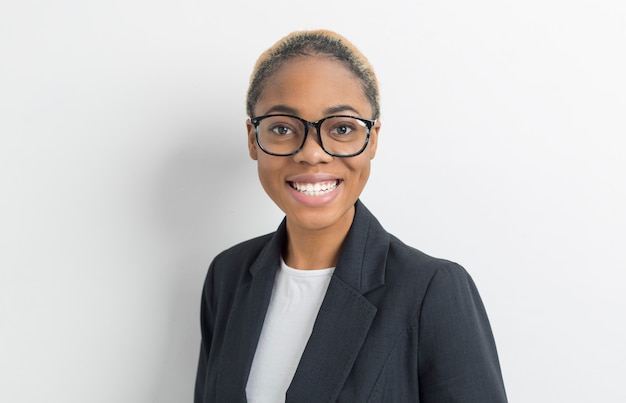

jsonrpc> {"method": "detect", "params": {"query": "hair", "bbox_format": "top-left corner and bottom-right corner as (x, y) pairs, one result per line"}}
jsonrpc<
(246, 30), (380, 119)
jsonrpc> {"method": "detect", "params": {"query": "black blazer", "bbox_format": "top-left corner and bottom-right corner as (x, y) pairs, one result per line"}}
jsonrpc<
(195, 201), (507, 402)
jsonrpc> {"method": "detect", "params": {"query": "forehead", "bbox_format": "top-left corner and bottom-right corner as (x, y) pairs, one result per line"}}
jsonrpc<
(255, 56), (371, 118)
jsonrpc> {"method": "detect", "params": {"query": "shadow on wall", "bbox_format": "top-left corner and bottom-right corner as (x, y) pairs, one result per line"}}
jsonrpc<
(157, 123), (254, 254)
(150, 122), (257, 402)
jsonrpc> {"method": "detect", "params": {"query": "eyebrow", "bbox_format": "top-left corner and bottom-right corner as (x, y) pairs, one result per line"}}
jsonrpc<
(261, 104), (299, 116)
(260, 104), (363, 118)
(324, 104), (362, 116)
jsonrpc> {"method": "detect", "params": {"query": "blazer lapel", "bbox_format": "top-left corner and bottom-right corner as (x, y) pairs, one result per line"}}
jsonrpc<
(287, 277), (377, 402)
(216, 222), (286, 402)
(287, 201), (390, 402)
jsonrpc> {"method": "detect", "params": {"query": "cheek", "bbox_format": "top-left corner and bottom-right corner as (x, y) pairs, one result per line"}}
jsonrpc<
(256, 156), (284, 189)
(342, 157), (372, 194)
(346, 156), (371, 178)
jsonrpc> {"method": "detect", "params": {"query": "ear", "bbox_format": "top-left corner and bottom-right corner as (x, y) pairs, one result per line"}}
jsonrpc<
(368, 120), (381, 159)
(246, 120), (258, 160)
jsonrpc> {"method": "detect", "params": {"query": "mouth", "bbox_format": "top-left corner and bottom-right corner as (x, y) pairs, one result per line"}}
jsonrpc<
(288, 180), (342, 196)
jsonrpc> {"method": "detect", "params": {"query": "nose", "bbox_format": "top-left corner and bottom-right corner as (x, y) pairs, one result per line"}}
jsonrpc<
(292, 126), (333, 164)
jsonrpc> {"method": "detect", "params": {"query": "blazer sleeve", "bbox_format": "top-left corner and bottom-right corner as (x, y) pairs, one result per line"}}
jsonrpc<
(194, 260), (217, 403)
(417, 263), (508, 403)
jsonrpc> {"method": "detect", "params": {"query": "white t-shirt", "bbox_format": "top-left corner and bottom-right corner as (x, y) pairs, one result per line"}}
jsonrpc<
(245, 259), (334, 403)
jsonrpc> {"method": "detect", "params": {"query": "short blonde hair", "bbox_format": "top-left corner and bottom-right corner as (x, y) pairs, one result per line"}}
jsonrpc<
(246, 30), (380, 119)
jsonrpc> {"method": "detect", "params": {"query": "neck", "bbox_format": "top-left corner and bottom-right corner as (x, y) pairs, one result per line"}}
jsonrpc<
(283, 208), (355, 270)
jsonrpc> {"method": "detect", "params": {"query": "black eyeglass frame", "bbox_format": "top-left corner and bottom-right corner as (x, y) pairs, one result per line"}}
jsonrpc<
(250, 114), (377, 158)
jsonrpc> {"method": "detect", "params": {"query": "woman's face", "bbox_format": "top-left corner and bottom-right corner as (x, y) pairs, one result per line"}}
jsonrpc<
(247, 55), (380, 234)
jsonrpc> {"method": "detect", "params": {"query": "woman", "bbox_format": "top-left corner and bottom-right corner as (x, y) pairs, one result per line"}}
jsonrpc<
(195, 30), (507, 402)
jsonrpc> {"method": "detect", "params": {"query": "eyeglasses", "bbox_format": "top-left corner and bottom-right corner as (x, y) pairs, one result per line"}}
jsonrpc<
(250, 114), (376, 157)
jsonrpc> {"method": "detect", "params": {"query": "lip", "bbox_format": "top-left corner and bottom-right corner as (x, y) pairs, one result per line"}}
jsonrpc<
(286, 174), (343, 206)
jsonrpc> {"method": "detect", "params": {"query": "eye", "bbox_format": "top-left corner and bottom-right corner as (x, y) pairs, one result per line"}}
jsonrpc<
(330, 123), (355, 136)
(269, 124), (294, 136)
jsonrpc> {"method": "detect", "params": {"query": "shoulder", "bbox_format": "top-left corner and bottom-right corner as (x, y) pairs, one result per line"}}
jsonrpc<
(212, 232), (274, 268)
(386, 234), (470, 285)
(353, 201), (473, 298)
(385, 236), (488, 324)
(379, 233), (484, 322)
(208, 232), (276, 283)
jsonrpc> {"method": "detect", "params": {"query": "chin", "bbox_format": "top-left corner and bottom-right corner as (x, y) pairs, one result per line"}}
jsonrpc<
(286, 203), (355, 232)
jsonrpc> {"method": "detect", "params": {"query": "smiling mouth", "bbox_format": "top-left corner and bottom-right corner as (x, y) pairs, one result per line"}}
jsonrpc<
(288, 180), (341, 196)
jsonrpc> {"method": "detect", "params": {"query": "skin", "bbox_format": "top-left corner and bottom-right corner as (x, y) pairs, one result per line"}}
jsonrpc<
(247, 55), (381, 270)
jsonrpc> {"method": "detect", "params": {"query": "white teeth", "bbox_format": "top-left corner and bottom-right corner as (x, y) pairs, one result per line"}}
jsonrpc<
(291, 180), (339, 196)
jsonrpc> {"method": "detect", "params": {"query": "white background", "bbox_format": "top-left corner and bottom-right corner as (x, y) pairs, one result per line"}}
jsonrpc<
(1, 1), (625, 402)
